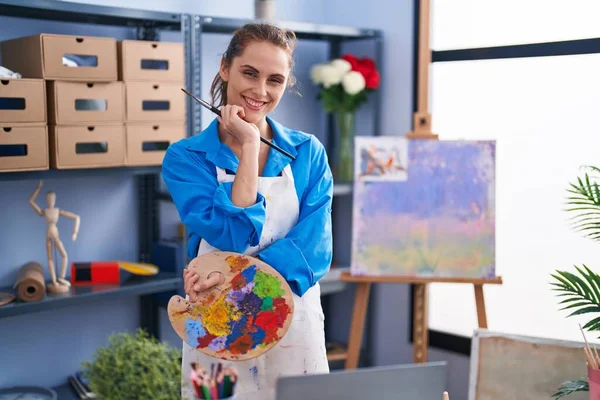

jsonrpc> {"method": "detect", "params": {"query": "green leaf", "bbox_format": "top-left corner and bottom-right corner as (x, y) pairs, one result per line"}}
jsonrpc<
(582, 316), (600, 330)
(559, 301), (593, 311)
(567, 306), (600, 317)
(552, 379), (588, 399)
(559, 270), (590, 296)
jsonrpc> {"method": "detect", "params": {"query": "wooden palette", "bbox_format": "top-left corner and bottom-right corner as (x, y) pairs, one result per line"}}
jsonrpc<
(168, 251), (294, 361)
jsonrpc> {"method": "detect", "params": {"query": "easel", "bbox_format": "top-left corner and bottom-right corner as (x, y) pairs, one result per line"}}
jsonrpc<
(340, 273), (503, 367)
(340, 0), (503, 369)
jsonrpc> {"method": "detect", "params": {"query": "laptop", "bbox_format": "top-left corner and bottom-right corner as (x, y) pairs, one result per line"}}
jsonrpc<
(276, 361), (447, 400)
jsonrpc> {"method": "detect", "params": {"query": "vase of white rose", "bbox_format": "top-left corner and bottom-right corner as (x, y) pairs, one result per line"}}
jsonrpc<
(311, 54), (380, 182)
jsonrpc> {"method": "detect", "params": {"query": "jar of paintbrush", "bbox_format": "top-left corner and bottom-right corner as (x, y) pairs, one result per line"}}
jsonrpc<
(580, 326), (600, 399)
(190, 362), (238, 400)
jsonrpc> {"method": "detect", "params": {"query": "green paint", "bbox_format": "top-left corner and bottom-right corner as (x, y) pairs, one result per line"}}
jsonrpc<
(261, 297), (273, 311)
(253, 271), (285, 299)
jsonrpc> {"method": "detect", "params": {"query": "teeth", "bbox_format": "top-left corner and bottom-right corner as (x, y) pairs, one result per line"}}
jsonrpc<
(244, 97), (265, 107)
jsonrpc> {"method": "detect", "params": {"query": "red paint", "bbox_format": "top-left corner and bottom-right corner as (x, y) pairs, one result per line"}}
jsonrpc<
(231, 272), (247, 290)
(255, 311), (280, 343)
(245, 315), (257, 333)
(255, 310), (277, 330)
(197, 333), (216, 348)
(230, 335), (253, 354)
(273, 298), (291, 326)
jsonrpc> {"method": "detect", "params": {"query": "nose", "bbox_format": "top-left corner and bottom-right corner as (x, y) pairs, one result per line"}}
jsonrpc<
(252, 79), (268, 99)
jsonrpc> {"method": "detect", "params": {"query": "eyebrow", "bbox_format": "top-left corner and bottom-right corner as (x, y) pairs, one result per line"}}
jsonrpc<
(240, 64), (285, 80)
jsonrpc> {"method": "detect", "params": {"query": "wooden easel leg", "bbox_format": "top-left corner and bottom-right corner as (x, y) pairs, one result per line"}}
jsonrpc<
(413, 283), (428, 363)
(474, 284), (488, 328)
(345, 282), (371, 369)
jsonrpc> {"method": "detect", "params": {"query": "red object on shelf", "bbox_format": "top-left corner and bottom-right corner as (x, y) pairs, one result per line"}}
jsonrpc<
(70, 262), (120, 285)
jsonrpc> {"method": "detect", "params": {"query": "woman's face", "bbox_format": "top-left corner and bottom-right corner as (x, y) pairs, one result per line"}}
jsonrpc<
(220, 41), (290, 124)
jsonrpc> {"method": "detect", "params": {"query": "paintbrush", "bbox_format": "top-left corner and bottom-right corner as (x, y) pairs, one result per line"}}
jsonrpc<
(181, 88), (296, 161)
(580, 324), (599, 369)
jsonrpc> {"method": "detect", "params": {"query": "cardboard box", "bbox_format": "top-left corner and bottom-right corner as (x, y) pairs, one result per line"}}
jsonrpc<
(0, 124), (49, 172)
(126, 123), (185, 166)
(49, 124), (125, 169)
(0, 78), (46, 123)
(47, 81), (124, 124)
(118, 40), (184, 83)
(1, 34), (117, 81)
(125, 82), (185, 122)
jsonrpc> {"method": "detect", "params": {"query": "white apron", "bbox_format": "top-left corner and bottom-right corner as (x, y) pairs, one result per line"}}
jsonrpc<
(181, 164), (329, 400)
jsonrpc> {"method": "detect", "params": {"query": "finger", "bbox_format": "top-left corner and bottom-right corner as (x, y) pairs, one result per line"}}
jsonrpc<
(224, 105), (233, 127)
(233, 105), (245, 119)
(195, 273), (223, 291)
(206, 273), (224, 287)
(185, 272), (200, 294)
(186, 274), (200, 294)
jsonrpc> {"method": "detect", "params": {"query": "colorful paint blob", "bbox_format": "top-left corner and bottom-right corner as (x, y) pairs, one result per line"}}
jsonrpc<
(171, 261), (293, 360)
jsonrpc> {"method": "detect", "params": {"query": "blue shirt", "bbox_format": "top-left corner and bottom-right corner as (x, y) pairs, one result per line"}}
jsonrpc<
(161, 116), (333, 297)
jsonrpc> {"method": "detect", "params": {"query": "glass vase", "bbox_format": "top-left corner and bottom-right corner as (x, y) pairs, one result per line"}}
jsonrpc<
(334, 110), (355, 183)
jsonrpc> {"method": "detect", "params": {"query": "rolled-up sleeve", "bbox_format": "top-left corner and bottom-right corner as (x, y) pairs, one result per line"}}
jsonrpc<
(162, 143), (267, 257)
(256, 138), (333, 297)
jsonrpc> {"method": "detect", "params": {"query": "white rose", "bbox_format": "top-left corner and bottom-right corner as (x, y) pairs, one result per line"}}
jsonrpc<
(331, 59), (352, 74)
(320, 64), (345, 88)
(342, 71), (366, 95)
(310, 64), (325, 85)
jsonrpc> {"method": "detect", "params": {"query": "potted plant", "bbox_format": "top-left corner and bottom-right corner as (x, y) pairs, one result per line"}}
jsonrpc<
(310, 54), (380, 182)
(82, 328), (182, 400)
(551, 166), (600, 398)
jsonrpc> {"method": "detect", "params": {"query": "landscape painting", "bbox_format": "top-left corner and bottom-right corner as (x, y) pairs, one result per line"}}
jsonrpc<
(351, 138), (496, 278)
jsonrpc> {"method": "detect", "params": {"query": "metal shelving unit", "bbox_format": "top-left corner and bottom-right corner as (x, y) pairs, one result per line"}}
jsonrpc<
(0, 0), (382, 392)
(0, 272), (180, 319)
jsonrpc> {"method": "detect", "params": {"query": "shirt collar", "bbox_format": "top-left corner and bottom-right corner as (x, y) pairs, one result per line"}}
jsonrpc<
(185, 116), (310, 175)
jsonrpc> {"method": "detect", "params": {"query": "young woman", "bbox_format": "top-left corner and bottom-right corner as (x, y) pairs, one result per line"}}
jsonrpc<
(161, 23), (333, 400)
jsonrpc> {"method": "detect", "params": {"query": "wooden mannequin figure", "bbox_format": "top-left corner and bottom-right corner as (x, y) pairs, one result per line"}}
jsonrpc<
(29, 180), (80, 294)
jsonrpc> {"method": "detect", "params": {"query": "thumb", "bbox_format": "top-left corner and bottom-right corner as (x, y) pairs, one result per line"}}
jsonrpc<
(235, 106), (246, 119)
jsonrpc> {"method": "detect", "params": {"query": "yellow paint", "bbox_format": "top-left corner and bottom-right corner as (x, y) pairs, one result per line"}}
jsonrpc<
(118, 261), (159, 275)
(226, 255), (249, 273)
(203, 292), (241, 336)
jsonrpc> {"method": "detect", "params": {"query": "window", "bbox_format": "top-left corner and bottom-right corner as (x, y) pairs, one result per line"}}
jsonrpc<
(432, 0), (600, 50)
(425, 2), (600, 347)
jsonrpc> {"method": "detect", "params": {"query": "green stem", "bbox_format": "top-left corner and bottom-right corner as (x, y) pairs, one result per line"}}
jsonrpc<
(335, 111), (355, 182)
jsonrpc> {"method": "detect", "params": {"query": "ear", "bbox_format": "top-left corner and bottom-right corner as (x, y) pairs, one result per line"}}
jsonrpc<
(219, 58), (229, 82)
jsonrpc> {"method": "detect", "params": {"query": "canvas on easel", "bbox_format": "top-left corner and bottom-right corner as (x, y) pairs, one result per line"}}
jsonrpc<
(351, 137), (496, 279)
(339, 0), (503, 370)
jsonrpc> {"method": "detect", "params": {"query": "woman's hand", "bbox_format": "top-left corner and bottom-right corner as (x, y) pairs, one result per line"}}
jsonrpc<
(183, 268), (225, 303)
(218, 105), (260, 146)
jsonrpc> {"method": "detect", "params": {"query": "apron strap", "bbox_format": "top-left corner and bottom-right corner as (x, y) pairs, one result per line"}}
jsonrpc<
(215, 166), (228, 182)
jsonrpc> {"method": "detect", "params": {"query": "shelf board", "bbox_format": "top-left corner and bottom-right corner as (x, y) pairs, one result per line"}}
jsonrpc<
(0, 165), (161, 182)
(199, 16), (382, 41)
(0, 0), (181, 28)
(332, 183), (353, 196)
(327, 343), (349, 362)
(320, 266), (349, 296)
(0, 272), (181, 319)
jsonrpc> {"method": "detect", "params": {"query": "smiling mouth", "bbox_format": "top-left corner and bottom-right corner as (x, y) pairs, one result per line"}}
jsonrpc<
(242, 96), (267, 110)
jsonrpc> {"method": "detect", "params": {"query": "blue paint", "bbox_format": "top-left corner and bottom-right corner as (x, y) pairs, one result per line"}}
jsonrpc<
(185, 318), (206, 346)
(250, 366), (260, 389)
(242, 264), (257, 281)
(226, 314), (247, 346)
(249, 327), (266, 347)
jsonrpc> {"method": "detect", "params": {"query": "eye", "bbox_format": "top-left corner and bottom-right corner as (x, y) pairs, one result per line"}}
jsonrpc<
(244, 70), (257, 78)
(269, 78), (283, 84)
